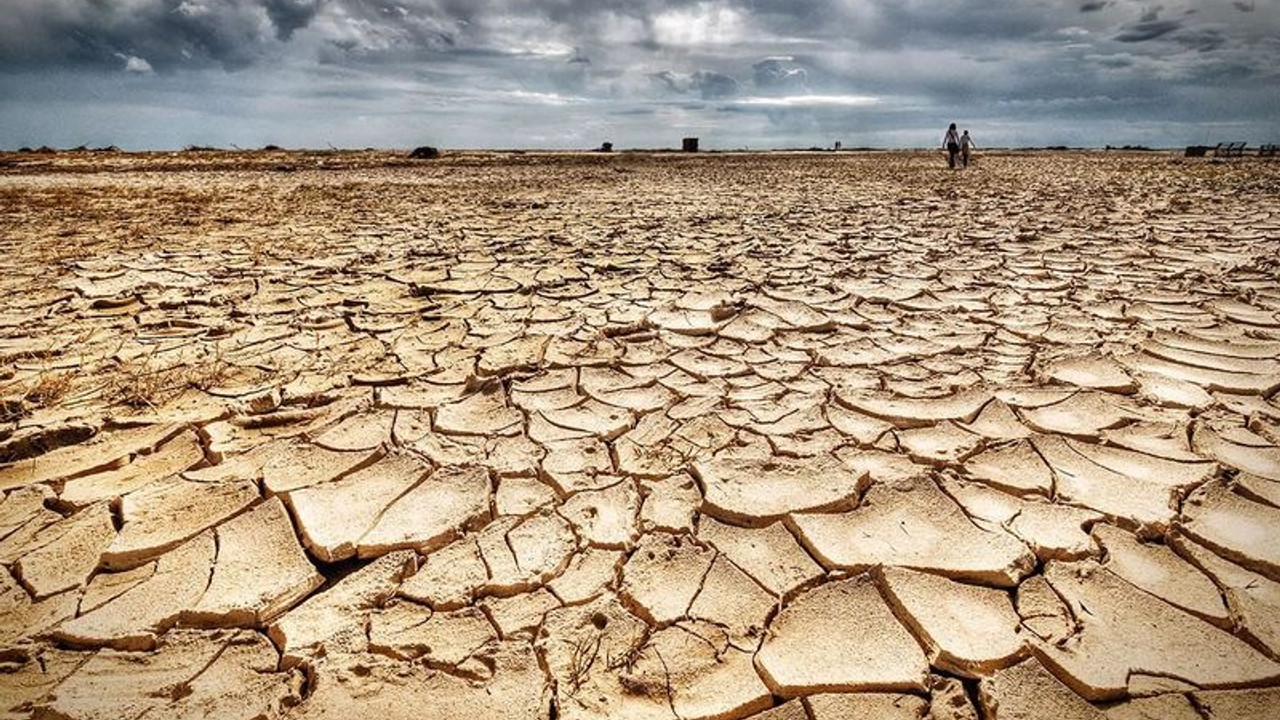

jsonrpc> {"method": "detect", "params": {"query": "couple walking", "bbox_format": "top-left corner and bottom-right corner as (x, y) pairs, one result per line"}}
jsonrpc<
(943, 123), (974, 169)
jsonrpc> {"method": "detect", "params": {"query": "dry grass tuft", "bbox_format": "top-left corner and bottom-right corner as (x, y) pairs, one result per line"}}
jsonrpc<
(103, 356), (233, 411)
(21, 371), (74, 408)
(565, 633), (601, 696)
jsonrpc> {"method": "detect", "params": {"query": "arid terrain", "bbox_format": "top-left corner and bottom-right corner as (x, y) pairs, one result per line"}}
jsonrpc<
(1, 149), (1279, 719)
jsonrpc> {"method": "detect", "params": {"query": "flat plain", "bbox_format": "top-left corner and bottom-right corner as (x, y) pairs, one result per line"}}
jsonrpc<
(1, 149), (1279, 719)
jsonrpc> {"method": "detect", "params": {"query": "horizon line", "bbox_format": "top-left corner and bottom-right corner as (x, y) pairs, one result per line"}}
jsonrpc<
(3, 144), (1220, 154)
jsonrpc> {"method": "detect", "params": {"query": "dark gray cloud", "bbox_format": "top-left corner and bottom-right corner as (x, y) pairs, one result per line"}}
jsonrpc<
(0, 0), (1278, 149)
(864, 0), (1049, 47)
(1091, 54), (1135, 68)
(264, 0), (323, 41)
(0, 0), (314, 70)
(653, 70), (741, 99)
(1115, 19), (1183, 42)
(753, 57), (808, 92)
(1174, 29), (1227, 52)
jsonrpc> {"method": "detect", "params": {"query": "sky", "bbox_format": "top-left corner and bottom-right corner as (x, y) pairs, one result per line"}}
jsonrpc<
(1, 0), (1277, 150)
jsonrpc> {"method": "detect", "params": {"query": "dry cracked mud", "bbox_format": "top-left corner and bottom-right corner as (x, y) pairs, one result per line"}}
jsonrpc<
(1, 148), (1280, 719)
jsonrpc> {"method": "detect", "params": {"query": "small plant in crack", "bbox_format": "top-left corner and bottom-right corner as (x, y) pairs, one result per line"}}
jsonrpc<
(19, 370), (74, 409)
(104, 351), (234, 411)
(565, 633), (601, 696)
(604, 641), (644, 674)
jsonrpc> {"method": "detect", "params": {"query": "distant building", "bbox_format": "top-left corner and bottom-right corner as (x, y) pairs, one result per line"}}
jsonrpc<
(682, 137), (699, 152)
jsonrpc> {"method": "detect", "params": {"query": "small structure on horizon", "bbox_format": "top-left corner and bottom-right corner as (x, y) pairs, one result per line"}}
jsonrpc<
(1214, 142), (1247, 158)
(598, 142), (613, 153)
(1185, 143), (1276, 158)
(834, 141), (842, 151)
(409, 146), (440, 159)
(682, 137), (699, 153)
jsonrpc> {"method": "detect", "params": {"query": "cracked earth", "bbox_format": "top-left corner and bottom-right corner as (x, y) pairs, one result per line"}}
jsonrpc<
(1, 149), (1279, 719)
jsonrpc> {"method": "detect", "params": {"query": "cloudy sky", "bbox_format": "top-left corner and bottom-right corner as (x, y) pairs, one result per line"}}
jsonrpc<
(1, 0), (1277, 149)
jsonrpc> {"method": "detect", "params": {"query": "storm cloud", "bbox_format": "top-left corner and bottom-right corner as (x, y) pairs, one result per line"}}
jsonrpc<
(1115, 19), (1183, 42)
(0, 1), (290, 70)
(263, 0), (324, 41)
(1, 0), (1277, 148)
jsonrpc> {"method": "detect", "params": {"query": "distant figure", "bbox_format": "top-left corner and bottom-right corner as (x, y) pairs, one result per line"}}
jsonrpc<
(943, 123), (961, 169)
(960, 130), (975, 167)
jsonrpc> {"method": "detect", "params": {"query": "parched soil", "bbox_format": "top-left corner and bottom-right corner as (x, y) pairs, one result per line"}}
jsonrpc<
(2, 149), (1280, 719)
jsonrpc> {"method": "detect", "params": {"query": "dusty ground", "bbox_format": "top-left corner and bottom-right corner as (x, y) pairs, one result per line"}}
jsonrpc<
(1, 149), (1279, 719)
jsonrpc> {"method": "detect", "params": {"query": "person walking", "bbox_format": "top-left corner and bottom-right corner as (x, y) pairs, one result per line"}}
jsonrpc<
(960, 129), (975, 167)
(943, 123), (961, 169)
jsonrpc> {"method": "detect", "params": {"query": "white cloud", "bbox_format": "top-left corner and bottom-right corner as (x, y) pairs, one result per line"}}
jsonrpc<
(1055, 26), (1091, 38)
(117, 53), (154, 73)
(176, 1), (212, 18)
(501, 89), (581, 106)
(505, 40), (575, 57)
(652, 2), (746, 46)
(733, 94), (880, 107)
(595, 12), (648, 45)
